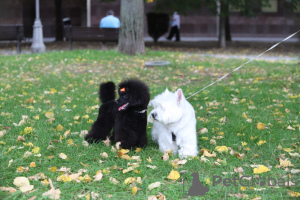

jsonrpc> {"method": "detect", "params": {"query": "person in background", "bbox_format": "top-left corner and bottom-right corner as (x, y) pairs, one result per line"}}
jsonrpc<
(166, 11), (180, 41)
(99, 10), (120, 28)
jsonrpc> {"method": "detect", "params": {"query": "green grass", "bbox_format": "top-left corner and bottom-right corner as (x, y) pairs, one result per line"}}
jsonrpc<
(0, 49), (299, 199)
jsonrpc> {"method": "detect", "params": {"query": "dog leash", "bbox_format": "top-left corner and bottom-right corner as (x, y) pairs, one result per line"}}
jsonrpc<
(186, 29), (300, 100)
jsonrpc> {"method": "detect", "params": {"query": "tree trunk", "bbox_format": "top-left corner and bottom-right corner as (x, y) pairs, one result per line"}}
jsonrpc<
(119, 0), (145, 55)
(55, 0), (63, 41)
(218, 1), (226, 48)
(225, 15), (231, 41)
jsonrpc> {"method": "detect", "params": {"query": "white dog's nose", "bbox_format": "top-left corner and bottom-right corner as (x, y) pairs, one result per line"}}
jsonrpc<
(151, 113), (157, 120)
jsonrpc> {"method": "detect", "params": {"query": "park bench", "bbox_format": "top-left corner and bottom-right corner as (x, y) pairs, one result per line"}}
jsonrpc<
(0, 24), (24, 54)
(63, 25), (119, 50)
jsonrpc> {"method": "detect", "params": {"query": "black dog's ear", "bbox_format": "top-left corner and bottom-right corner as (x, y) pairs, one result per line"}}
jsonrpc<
(99, 82), (116, 103)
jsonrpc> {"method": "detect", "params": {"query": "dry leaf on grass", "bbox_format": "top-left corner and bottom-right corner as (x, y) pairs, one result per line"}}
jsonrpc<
(42, 178), (61, 199)
(147, 165), (157, 169)
(13, 177), (34, 193)
(148, 182), (161, 190)
(198, 128), (208, 134)
(276, 158), (294, 168)
(215, 146), (228, 153)
(45, 112), (54, 119)
(167, 170), (180, 180)
(124, 177), (136, 185)
(109, 177), (119, 185)
(0, 187), (17, 194)
(257, 122), (266, 130)
(93, 171), (103, 181)
(287, 190), (300, 197)
(202, 150), (216, 157)
(123, 167), (134, 174)
(103, 138), (110, 146)
(253, 165), (270, 174)
(59, 153), (68, 159)
(161, 152), (169, 161)
(132, 186), (138, 195)
(100, 152), (108, 158)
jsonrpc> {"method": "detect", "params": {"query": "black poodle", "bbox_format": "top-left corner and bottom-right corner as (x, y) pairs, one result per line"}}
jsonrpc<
(85, 79), (150, 149)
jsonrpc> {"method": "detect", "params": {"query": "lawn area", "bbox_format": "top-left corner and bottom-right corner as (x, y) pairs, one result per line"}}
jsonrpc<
(0, 49), (299, 199)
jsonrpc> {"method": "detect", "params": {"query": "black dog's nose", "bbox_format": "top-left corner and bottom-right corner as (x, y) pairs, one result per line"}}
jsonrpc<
(151, 113), (157, 120)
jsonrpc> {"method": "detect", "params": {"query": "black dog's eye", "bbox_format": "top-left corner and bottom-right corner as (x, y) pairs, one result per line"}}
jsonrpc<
(123, 94), (128, 99)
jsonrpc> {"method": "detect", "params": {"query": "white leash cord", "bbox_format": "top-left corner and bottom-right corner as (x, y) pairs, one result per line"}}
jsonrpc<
(186, 29), (300, 100)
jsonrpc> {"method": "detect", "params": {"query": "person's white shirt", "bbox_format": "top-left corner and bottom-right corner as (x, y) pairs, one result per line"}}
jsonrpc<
(171, 12), (180, 29)
(100, 15), (120, 28)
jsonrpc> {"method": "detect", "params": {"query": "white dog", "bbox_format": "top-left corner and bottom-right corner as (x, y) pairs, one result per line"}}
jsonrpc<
(148, 88), (198, 157)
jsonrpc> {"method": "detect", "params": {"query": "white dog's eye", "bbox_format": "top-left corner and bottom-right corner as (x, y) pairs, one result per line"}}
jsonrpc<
(159, 105), (165, 111)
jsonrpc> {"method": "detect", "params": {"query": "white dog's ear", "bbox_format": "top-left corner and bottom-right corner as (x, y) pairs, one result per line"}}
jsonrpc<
(176, 89), (184, 105)
(165, 88), (169, 92)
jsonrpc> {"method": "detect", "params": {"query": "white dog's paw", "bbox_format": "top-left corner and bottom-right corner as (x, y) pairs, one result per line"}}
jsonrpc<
(178, 148), (198, 158)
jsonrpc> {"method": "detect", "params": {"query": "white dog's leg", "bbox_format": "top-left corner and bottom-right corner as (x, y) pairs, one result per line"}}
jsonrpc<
(176, 129), (198, 158)
(178, 142), (198, 158)
(151, 122), (160, 143)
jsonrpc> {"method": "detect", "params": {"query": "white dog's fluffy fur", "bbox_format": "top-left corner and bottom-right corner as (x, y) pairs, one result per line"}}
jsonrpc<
(148, 88), (198, 157)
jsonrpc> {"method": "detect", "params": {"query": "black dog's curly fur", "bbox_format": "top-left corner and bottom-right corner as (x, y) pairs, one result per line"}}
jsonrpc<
(85, 79), (150, 149)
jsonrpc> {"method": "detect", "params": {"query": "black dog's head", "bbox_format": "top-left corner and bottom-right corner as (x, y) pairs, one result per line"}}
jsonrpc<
(116, 79), (150, 111)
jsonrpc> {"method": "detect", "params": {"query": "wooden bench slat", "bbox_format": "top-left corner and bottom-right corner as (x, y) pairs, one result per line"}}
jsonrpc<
(63, 26), (118, 50)
(0, 25), (24, 53)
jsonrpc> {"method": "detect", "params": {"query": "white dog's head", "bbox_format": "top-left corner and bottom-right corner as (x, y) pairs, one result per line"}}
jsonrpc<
(148, 88), (186, 124)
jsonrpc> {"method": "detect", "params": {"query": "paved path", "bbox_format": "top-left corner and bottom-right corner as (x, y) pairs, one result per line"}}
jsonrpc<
(198, 54), (299, 62)
(0, 36), (299, 62)
(144, 36), (299, 43)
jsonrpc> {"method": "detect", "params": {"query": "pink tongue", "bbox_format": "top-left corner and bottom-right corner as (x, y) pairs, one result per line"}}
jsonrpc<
(118, 103), (128, 111)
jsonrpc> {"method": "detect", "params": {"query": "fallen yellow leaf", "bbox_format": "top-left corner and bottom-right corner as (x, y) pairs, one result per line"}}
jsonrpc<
(32, 147), (40, 154)
(56, 124), (63, 131)
(29, 162), (36, 168)
(257, 122), (266, 130)
(49, 167), (57, 172)
(57, 174), (72, 182)
(45, 112), (54, 119)
(118, 149), (130, 154)
(24, 127), (33, 134)
(283, 148), (294, 152)
(240, 186), (246, 191)
(288, 190), (300, 197)
(123, 167), (134, 174)
(257, 140), (266, 146)
(253, 165), (270, 174)
(132, 186), (138, 195)
(41, 179), (49, 186)
(120, 154), (132, 160)
(217, 132), (224, 135)
(215, 146), (228, 153)
(278, 158), (294, 168)
(124, 177), (136, 185)
(167, 170), (180, 180)
(203, 150), (216, 157)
